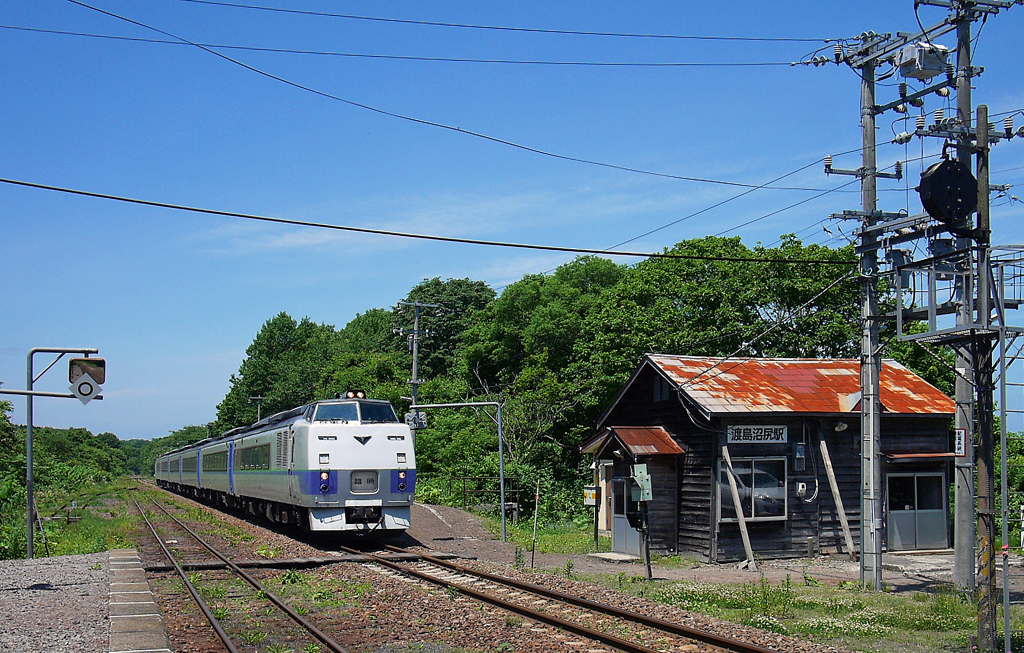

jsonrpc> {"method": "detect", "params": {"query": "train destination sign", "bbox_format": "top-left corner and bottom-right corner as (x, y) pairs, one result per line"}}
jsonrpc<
(726, 425), (787, 444)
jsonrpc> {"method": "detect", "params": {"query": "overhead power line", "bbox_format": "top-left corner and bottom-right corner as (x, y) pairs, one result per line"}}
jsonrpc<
(0, 176), (856, 266)
(172, 0), (828, 43)
(679, 268), (859, 389)
(0, 25), (800, 67)
(61, 0), (843, 193)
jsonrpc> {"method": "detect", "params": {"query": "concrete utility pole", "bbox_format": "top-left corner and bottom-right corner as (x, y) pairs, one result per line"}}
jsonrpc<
(974, 105), (997, 652)
(952, 4), (976, 596)
(396, 300), (440, 417)
(858, 58), (884, 592)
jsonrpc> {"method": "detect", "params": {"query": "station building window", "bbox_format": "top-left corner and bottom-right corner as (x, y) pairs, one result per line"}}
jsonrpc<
(718, 457), (787, 522)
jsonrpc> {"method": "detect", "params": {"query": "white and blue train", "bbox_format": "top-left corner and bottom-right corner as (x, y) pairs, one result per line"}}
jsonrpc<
(154, 393), (415, 534)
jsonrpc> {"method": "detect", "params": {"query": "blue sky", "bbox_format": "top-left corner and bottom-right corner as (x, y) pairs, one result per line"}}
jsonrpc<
(2, 1), (1022, 440)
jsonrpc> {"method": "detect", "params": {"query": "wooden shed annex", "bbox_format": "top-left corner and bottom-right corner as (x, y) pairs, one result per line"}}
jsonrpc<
(581, 354), (956, 562)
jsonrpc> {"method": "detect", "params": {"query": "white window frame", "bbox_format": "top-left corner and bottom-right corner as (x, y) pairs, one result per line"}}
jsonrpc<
(717, 456), (788, 523)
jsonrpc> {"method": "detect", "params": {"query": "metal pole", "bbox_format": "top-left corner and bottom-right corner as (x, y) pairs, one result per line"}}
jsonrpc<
(954, 4), (978, 597)
(1000, 327), (1010, 653)
(26, 352), (34, 560)
(23, 346), (99, 559)
(411, 401), (506, 542)
(497, 403), (506, 543)
(858, 57), (883, 591)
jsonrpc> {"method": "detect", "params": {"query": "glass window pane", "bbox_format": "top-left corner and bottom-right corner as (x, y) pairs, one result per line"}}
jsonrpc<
(753, 460), (786, 518)
(314, 403), (359, 422)
(889, 476), (916, 511)
(358, 402), (399, 423)
(613, 483), (625, 515)
(720, 460), (753, 519)
(917, 475), (944, 510)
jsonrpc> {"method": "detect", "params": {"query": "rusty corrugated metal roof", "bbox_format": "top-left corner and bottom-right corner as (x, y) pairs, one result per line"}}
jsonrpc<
(649, 354), (954, 416)
(607, 426), (684, 456)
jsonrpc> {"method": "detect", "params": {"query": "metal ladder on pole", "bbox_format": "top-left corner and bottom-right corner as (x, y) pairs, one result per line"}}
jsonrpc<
(995, 311), (1024, 650)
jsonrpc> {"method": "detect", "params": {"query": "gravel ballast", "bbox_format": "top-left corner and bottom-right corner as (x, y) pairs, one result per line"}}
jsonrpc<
(0, 551), (110, 653)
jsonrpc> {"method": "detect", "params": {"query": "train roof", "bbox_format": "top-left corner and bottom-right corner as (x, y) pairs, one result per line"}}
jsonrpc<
(155, 397), (398, 458)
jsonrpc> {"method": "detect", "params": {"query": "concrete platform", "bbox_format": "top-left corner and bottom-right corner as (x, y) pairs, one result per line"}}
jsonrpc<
(108, 548), (171, 653)
(587, 551), (640, 563)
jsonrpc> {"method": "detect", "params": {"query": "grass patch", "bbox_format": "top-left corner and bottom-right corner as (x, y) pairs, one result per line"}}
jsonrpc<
(26, 478), (139, 557)
(606, 572), (1024, 652)
(478, 512), (609, 555)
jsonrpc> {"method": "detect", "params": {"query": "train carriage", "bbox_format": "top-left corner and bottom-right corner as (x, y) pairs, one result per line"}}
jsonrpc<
(155, 394), (416, 534)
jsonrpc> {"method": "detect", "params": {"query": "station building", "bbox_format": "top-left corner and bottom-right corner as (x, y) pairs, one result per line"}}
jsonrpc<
(581, 354), (956, 562)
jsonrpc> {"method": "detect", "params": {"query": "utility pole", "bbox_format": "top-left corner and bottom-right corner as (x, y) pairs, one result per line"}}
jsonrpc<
(858, 56), (884, 591)
(827, 1), (1020, 600)
(952, 3), (976, 597)
(827, 32), (893, 590)
(974, 105), (997, 651)
(248, 395), (264, 422)
(396, 300), (439, 421)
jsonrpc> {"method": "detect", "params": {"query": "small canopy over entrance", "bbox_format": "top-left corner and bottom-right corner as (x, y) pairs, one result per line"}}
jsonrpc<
(583, 426), (683, 556)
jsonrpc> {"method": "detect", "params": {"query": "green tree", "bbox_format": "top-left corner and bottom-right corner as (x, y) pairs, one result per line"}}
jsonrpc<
(138, 425), (209, 475)
(396, 277), (496, 379)
(214, 313), (339, 432)
(461, 256), (625, 390)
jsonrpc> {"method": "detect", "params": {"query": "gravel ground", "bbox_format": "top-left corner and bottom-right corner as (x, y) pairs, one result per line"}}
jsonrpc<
(0, 551), (109, 653)
(141, 494), (846, 652)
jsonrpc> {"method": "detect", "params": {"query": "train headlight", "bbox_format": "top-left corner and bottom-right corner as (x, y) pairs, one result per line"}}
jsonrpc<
(398, 471), (407, 479)
(320, 471), (330, 493)
(320, 472), (330, 481)
(398, 482), (407, 492)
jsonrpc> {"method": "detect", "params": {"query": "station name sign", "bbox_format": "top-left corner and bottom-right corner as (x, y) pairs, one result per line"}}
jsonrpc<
(727, 425), (787, 444)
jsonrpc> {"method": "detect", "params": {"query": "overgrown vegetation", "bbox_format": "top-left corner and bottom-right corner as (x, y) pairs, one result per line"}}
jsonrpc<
(605, 571), (1024, 652)
(0, 397), (135, 559)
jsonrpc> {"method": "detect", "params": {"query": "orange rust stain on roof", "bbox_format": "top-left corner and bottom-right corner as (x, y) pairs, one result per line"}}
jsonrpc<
(650, 355), (953, 415)
(602, 426), (684, 456)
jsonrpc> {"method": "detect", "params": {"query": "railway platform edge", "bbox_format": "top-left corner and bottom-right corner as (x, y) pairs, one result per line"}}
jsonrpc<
(108, 548), (171, 653)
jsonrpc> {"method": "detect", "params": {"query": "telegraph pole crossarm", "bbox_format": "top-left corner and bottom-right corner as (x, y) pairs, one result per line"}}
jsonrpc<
(396, 301), (441, 426)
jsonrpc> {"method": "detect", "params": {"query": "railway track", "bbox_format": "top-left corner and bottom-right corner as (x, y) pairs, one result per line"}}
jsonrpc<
(343, 544), (780, 653)
(131, 492), (352, 653)
(132, 485), (801, 653)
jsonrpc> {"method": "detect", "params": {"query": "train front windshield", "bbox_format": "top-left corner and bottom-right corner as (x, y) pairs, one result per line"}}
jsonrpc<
(358, 402), (399, 423)
(312, 401), (399, 424)
(313, 403), (359, 422)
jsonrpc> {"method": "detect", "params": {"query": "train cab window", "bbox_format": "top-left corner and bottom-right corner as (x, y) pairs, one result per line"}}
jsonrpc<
(358, 402), (399, 424)
(313, 403), (358, 423)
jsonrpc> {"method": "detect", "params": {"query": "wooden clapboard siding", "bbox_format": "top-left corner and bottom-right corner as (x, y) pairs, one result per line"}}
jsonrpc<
(590, 360), (953, 561)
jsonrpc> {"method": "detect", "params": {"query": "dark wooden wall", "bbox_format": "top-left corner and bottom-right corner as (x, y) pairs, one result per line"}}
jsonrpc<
(596, 362), (952, 561)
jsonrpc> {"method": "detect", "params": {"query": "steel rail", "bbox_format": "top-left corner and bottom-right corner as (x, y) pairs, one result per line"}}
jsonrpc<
(144, 496), (352, 653)
(130, 493), (241, 653)
(388, 546), (779, 653)
(339, 545), (667, 653)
